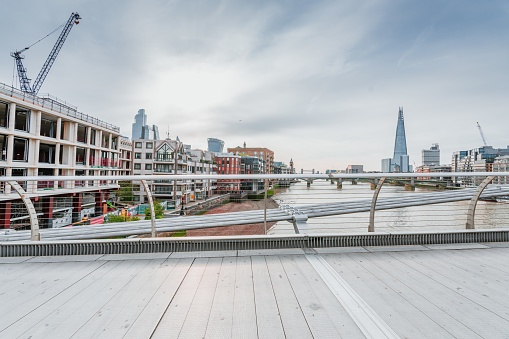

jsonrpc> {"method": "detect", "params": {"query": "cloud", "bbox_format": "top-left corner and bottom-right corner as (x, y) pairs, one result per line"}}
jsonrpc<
(0, 0), (508, 172)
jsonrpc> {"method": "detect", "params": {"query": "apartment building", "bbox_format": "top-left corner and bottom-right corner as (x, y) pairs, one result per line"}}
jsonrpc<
(452, 146), (509, 186)
(0, 84), (122, 229)
(215, 153), (241, 193)
(132, 139), (216, 205)
(228, 144), (274, 174)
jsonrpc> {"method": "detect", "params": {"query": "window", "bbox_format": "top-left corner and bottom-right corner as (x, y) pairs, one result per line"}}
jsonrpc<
(146, 142), (153, 149)
(0, 134), (6, 161)
(13, 137), (28, 161)
(39, 143), (56, 164)
(146, 153), (152, 159)
(76, 147), (86, 165)
(135, 153), (142, 159)
(135, 142), (142, 148)
(145, 164), (152, 170)
(40, 117), (56, 138)
(77, 125), (87, 143)
(155, 164), (173, 172)
(134, 163), (141, 170)
(0, 101), (8, 128)
(102, 133), (109, 148)
(14, 106), (30, 132)
(90, 129), (97, 145)
(111, 137), (118, 149)
(156, 144), (173, 161)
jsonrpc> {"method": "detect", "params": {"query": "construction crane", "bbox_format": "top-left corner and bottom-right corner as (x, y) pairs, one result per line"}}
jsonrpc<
(476, 122), (489, 146)
(10, 12), (81, 95)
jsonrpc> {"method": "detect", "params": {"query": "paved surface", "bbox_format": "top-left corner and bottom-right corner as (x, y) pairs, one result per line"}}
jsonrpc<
(1, 243), (509, 338)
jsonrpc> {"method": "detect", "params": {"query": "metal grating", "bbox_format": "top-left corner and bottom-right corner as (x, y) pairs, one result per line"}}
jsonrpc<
(1, 229), (509, 257)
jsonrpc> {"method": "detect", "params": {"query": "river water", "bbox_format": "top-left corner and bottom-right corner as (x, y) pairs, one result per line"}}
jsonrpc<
(269, 180), (509, 234)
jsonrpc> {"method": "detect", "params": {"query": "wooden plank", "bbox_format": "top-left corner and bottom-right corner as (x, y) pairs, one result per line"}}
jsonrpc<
(179, 258), (223, 338)
(354, 251), (509, 337)
(231, 256), (257, 339)
(280, 255), (342, 338)
(265, 255), (313, 338)
(70, 259), (167, 338)
(151, 258), (207, 338)
(123, 259), (193, 339)
(0, 256), (33, 264)
(0, 260), (120, 338)
(18, 259), (146, 338)
(324, 253), (447, 338)
(292, 255), (365, 338)
(0, 261), (102, 316)
(251, 256), (285, 339)
(389, 250), (509, 321)
(204, 257), (237, 339)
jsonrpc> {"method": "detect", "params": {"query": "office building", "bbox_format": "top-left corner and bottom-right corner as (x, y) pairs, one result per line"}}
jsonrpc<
(132, 109), (159, 140)
(207, 138), (225, 153)
(346, 165), (363, 173)
(422, 143), (440, 166)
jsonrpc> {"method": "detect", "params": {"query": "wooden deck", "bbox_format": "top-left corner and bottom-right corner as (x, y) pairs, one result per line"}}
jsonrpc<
(1, 243), (509, 338)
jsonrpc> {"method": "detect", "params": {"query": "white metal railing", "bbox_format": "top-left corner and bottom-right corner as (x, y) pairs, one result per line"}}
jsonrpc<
(0, 172), (508, 242)
(0, 81), (120, 132)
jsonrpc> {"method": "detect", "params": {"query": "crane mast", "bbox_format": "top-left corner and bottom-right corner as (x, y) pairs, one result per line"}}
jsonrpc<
(476, 122), (488, 146)
(10, 12), (81, 95)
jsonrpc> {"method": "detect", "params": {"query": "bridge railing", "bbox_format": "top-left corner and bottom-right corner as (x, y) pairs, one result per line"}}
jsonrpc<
(0, 172), (508, 241)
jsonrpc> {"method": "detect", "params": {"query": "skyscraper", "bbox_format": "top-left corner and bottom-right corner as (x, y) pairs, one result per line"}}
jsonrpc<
(132, 109), (160, 140)
(381, 107), (411, 172)
(207, 138), (225, 153)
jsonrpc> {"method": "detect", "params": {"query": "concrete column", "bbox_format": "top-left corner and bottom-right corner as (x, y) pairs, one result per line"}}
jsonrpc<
(6, 135), (14, 165)
(108, 134), (112, 150)
(34, 111), (41, 136)
(87, 127), (91, 145)
(53, 168), (59, 191)
(56, 117), (62, 140)
(98, 130), (103, 148)
(8, 103), (15, 131)
(32, 139), (40, 165)
(4, 168), (12, 194)
(73, 122), (78, 143)
(337, 178), (342, 189)
(55, 143), (60, 164)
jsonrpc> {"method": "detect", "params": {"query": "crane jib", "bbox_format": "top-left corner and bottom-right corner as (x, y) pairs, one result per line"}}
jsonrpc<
(10, 12), (81, 95)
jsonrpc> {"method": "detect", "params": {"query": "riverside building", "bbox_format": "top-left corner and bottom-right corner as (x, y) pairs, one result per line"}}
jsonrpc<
(0, 82), (123, 229)
(228, 143), (274, 174)
(131, 138), (216, 205)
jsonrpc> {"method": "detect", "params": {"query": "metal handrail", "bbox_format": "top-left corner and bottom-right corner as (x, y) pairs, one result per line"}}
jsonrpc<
(0, 172), (507, 182)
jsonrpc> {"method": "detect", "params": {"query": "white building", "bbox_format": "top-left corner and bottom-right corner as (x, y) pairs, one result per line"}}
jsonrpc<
(132, 139), (217, 206)
(422, 143), (440, 166)
(0, 83), (122, 228)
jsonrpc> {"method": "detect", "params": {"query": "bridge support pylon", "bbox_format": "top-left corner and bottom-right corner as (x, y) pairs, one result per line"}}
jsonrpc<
(352, 179), (358, 185)
(337, 178), (342, 189)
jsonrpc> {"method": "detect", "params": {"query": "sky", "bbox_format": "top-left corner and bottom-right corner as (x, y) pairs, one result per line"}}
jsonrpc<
(1, 0), (508, 172)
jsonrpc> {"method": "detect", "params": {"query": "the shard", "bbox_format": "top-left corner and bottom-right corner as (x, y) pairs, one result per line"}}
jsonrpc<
(381, 107), (411, 172)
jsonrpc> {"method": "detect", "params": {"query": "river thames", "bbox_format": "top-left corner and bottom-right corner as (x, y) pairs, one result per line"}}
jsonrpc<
(269, 180), (509, 235)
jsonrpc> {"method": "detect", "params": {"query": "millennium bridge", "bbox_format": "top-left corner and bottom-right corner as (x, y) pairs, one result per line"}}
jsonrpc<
(1, 172), (509, 338)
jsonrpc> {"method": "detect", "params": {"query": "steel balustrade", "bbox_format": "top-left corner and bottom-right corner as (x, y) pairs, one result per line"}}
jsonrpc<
(0, 172), (508, 241)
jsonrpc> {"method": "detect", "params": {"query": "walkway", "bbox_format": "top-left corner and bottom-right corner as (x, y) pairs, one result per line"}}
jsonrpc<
(2, 243), (509, 338)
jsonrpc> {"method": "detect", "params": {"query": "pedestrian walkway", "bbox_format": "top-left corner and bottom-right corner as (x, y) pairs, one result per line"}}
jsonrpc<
(1, 243), (509, 338)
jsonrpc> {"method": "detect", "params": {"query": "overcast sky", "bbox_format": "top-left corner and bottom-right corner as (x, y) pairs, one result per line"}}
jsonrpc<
(1, 0), (508, 172)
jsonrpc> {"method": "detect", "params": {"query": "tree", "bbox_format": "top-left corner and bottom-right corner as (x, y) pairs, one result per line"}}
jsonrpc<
(145, 202), (165, 220)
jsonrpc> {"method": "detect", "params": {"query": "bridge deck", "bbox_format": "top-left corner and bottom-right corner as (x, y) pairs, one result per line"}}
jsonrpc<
(2, 243), (509, 338)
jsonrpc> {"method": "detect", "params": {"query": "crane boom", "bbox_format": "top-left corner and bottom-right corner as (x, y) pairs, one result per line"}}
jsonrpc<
(476, 122), (488, 146)
(10, 12), (81, 95)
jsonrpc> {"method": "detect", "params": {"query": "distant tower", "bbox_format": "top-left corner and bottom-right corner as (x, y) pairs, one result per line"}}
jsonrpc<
(392, 107), (410, 172)
(132, 109), (160, 140)
(132, 109), (147, 140)
(207, 138), (225, 153)
(243, 141), (246, 148)
(290, 158), (294, 174)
